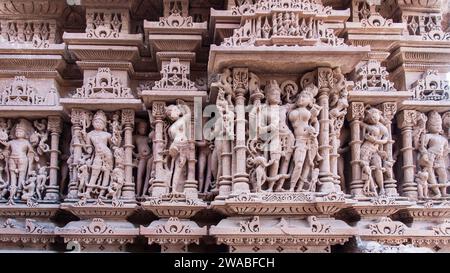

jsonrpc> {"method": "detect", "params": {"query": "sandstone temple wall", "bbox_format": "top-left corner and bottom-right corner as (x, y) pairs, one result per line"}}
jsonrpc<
(0, 0), (449, 253)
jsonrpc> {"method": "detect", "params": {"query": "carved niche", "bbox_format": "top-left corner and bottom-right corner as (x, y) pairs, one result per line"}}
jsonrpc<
(72, 68), (132, 99)
(411, 70), (450, 101)
(67, 109), (130, 201)
(0, 76), (57, 105)
(353, 60), (396, 92)
(152, 58), (197, 91)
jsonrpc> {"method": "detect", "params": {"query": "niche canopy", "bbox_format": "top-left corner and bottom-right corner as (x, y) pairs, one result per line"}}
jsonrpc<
(208, 0), (370, 75)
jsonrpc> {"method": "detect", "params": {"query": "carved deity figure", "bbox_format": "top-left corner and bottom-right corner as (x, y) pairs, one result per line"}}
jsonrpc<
(360, 108), (389, 196)
(289, 83), (322, 192)
(416, 171), (429, 199)
(417, 111), (449, 198)
(249, 155), (274, 192)
(80, 110), (115, 199)
(22, 171), (36, 201)
(165, 100), (193, 194)
(133, 120), (153, 197)
(256, 80), (294, 192)
(36, 166), (48, 200)
(0, 119), (43, 203)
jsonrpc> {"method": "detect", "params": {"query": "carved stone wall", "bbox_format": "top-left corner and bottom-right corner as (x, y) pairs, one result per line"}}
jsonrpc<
(0, 0), (449, 253)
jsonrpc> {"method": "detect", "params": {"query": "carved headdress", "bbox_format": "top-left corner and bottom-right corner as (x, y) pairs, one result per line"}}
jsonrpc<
(264, 80), (281, 104)
(426, 111), (443, 133)
(302, 83), (319, 98)
(93, 110), (107, 126)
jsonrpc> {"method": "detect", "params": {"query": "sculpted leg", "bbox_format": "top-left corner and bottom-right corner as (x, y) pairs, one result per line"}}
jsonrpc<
(372, 155), (384, 195)
(289, 147), (307, 192)
(436, 165), (448, 196)
(142, 156), (153, 196)
(266, 152), (281, 191)
(136, 158), (147, 196)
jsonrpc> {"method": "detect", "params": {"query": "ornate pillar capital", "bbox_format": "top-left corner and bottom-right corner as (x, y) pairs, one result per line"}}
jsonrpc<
(232, 68), (248, 97)
(152, 101), (166, 120)
(348, 102), (365, 121)
(378, 102), (397, 121)
(397, 110), (418, 128)
(47, 115), (62, 134)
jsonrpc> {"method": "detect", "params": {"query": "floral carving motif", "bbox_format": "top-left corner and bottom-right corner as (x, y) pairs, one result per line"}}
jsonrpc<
(308, 216), (331, 233)
(368, 217), (406, 235)
(155, 217), (193, 234)
(433, 220), (450, 235)
(80, 218), (114, 234)
(239, 216), (260, 233)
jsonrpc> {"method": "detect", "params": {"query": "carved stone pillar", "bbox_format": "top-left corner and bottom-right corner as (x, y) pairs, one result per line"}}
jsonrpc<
(378, 102), (398, 196)
(397, 110), (418, 199)
(317, 67), (335, 192)
(67, 109), (85, 199)
(151, 102), (168, 197)
(232, 68), (249, 195)
(348, 102), (365, 196)
(121, 109), (135, 199)
(45, 115), (62, 201)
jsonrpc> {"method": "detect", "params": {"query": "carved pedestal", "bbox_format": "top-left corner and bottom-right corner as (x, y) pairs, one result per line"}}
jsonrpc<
(397, 201), (450, 252)
(0, 204), (58, 252)
(339, 196), (413, 246)
(210, 192), (354, 253)
(140, 194), (207, 252)
(56, 202), (138, 252)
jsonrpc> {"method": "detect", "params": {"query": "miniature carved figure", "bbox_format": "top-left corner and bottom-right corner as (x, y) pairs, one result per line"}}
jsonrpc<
(36, 166), (48, 200)
(416, 171), (430, 199)
(21, 171), (36, 201)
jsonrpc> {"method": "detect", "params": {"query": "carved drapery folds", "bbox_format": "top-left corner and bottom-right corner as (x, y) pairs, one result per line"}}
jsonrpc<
(223, 0), (346, 47)
(0, 76), (57, 105)
(411, 70), (449, 101)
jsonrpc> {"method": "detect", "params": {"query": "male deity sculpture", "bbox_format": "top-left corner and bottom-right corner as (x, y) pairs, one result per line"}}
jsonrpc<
(360, 107), (389, 197)
(416, 111), (449, 198)
(0, 118), (50, 203)
(76, 110), (124, 200)
(252, 80), (294, 192)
